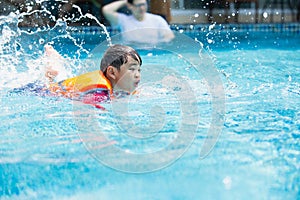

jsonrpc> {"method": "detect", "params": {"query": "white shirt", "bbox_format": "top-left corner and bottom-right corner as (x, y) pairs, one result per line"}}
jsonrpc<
(117, 13), (173, 44)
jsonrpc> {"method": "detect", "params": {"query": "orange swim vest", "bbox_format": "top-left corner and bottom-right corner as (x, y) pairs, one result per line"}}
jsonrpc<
(49, 70), (112, 104)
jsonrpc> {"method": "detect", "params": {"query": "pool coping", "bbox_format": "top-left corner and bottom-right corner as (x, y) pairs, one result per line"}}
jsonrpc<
(66, 23), (300, 35)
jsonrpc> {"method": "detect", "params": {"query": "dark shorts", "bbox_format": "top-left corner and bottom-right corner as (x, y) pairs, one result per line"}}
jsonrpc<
(10, 81), (50, 96)
(10, 82), (111, 103)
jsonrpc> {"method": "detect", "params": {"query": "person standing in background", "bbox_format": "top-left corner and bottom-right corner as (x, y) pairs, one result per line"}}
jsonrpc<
(102, 0), (174, 44)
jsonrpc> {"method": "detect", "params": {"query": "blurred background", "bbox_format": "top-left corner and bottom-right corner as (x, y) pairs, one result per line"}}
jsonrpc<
(0, 0), (299, 27)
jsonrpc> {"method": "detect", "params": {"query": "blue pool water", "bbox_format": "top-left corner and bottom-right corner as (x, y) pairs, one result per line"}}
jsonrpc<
(0, 20), (300, 199)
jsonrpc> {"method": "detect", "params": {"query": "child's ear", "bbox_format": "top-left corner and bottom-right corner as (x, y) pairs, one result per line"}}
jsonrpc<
(106, 66), (117, 80)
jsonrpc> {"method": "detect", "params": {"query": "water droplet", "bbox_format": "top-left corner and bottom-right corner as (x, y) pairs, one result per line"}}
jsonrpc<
(39, 39), (45, 45)
(223, 176), (232, 190)
(208, 23), (215, 31)
(207, 39), (213, 44)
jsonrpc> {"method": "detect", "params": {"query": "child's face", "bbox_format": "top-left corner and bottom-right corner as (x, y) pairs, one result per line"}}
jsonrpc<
(114, 56), (141, 93)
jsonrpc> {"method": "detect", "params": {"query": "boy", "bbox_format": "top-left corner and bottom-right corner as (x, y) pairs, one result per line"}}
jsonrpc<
(16, 44), (142, 108)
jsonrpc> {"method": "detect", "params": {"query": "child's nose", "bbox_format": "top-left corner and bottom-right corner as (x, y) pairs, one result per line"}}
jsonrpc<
(135, 71), (140, 78)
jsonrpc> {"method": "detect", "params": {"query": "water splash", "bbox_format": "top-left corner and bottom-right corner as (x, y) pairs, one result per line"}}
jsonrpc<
(0, 0), (112, 89)
(69, 5), (111, 45)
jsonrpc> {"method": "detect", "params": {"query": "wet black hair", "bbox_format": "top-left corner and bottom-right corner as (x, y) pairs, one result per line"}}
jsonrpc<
(127, 0), (148, 5)
(100, 44), (142, 73)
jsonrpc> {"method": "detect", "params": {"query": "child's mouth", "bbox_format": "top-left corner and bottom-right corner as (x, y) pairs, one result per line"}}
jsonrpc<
(134, 81), (140, 87)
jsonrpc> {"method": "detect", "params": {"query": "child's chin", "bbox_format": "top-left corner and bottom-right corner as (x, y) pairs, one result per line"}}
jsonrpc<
(132, 86), (138, 92)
